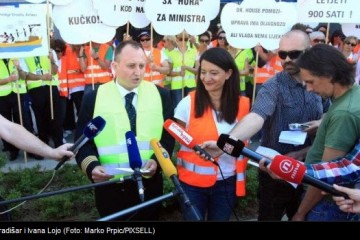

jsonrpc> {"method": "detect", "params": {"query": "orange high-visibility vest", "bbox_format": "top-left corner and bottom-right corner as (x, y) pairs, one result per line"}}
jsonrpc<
(255, 62), (274, 84)
(272, 55), (283, 74)
(84, 44), (113, 85)
(64, 45), (85, 91)
(177, 91), (250, 196)
(144, 48), (164, 87)
(58, 55), (69, 97)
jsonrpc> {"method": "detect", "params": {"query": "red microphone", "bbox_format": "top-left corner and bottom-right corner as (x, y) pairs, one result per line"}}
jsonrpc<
(270, 155), (348, 198)
(164, 119), (218, 166)
(270, 155), (306, 184)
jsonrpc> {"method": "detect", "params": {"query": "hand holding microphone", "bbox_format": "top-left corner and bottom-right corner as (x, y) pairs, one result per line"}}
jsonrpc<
(269, 155), (349, 198)
(217, 133), (272, 165)
(54, 116), (106, 170)
(217, 134), (349, 198)
(164, 119), (218, 166)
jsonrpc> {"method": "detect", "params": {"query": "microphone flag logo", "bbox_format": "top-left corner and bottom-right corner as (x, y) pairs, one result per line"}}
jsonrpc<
(279, 159), (294, 174)
(223, 142), (234, 155)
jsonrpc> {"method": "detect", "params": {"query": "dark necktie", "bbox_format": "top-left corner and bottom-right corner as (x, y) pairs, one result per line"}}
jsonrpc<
(125, 92), (136, 133)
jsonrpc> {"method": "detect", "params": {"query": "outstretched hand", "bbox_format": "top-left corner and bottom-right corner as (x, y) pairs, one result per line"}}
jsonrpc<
(332, 184), (360, 214)
(51, 143), (74, 161)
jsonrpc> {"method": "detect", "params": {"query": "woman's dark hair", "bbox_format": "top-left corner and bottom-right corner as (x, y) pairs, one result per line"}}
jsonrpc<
(53, 39), (66, 55)
(296, 44), (355, 86)
(330, 29), (346, 45)
(195, 47), (240, 124)
(199, 31), (211, 40)
(216, 30), (229, 47)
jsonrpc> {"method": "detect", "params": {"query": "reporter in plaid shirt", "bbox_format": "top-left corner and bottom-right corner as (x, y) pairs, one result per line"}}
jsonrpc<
(306, 140), (360, 186)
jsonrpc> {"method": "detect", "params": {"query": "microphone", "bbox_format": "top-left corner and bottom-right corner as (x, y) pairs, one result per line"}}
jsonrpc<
(164, 119), (218, 166)
(217, 134), (271, 166)
(217, 134), (349, 198)
(270, 155), (349, 198)
(150, 138), (202, 221)
(125, 131), (145, 202)
(55, 116), (106, 170)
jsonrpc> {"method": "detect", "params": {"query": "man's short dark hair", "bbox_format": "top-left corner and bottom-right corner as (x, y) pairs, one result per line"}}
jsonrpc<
(114, 40), (143, 61)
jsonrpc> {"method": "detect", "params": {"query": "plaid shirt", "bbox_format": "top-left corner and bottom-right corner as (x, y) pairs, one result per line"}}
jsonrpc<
(306, 140), (360, 185)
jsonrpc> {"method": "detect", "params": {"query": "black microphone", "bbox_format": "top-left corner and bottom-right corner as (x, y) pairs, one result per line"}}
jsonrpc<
(217, 134), (271, 165)
(55, 116), (106, 170)
(150, 139), (202, 221)
(125, 131), (145, 202)
(217, 134), (349, 198)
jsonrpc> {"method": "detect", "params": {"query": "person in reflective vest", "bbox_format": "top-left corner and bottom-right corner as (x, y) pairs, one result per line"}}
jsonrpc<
(174, 48), (250, 221)
(79, 42), (113, 96)
(22, 53), (63, 149)
(0, 58), (22, 160)
(138, 31), (171, 87)
(75, 40), (174, 221)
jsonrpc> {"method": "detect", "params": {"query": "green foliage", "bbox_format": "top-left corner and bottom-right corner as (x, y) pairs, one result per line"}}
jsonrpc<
(0, 164), (98, 221)
(0, 152), (7, 169)
(236, 166), (259, 218)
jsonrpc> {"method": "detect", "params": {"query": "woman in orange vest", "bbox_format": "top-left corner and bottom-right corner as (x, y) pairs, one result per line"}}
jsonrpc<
(174, 48), (250, 221)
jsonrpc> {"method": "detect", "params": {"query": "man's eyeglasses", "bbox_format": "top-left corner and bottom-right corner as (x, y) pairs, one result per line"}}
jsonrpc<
(199, 39), (210, 44)
(140, 38), (151, 42)
(313, 39), (325, 44)
(278, 50), (304, 60)
(178, 38), (188, 42)
(218, 36), (226, 40)
(345, 41), (357, 47)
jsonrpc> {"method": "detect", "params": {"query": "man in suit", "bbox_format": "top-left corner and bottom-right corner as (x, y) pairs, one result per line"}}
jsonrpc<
(75, 40), (174, 221)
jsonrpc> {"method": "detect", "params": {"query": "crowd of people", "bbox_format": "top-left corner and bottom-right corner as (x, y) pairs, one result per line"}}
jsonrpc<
(1, 21), (360, 221)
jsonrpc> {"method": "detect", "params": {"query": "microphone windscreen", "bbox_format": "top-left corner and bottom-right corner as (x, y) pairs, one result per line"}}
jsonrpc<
(125, 131), (142, 170)
(217, 134), (244, 158)
(164, 119), (195, 148)
(150, 139), (177, 178)
(83, 116), (106, 139)
(270, 155), (306, 184)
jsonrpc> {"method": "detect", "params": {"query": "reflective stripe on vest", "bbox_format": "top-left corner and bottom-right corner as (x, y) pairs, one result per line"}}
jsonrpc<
(236, 158), (247, 196)
(177, 91), (250, 196)
(272, 55), (283, 74)
(84, 44), (113, 84)
(58, 56), (69, 97)
(64, 44), (85, 89)
(177, 158), (216, 175)
(255, 63), (274, 84)
(165, 48), (183, 88)
(171, 48), (197, 90)
(94, 80), (163, 178)
(144, 48), (164, 86)
(97, 141), (151, 156)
